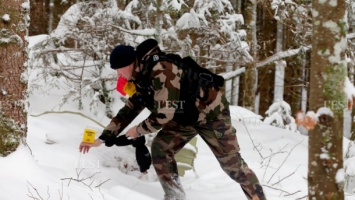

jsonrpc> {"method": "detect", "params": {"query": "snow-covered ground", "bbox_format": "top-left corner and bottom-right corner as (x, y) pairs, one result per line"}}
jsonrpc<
(0, 90), (309, 200)
(0, 35), (353, 200)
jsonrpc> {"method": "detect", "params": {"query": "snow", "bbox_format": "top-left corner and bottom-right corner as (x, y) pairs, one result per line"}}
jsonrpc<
(2, 34), (355, 199)
(1, 89), (7, 96)
(176, 10), (200, 29)
(329, 37), (347, 64)
(312, 9), (319, 17)
(305, 111), (318, 122)
(21, 2), (30, 10)
(337, 168), (345, 183)
(346, 157), (355, 176)
(316, 107), (334, 118)
(2, 14), (10, 22)
(168, 0), (184, 11)
(344, 77), (355, 100)
(323, 21), (340, 34)
(329, 0), (337, 7)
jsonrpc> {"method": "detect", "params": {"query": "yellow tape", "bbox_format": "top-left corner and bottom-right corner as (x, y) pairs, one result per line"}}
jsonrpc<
(82, 128), (97, 143)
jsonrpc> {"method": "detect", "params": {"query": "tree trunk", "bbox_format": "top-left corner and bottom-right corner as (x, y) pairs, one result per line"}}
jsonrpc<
(0, 0), (29, 156)
(29, 0), (47, 35)
(273, 16), (285, 102)
(29, 0), (77, 35)
(308, 0), (346, 198)
(256, 1), (276, 116)
(243, 0), (257, 112)
(154, 0), (163, 44)
(48, 0), (54, 33)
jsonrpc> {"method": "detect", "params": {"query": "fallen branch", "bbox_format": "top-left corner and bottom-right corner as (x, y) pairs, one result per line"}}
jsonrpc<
(30, 111), (105, 128)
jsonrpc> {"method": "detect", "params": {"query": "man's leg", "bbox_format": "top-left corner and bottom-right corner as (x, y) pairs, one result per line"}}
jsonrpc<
(151, 121), (197, 200)
(197, 109), (266, 200)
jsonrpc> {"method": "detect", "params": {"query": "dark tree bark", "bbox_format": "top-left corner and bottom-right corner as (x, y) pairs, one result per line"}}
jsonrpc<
(0, 0), (29, 156)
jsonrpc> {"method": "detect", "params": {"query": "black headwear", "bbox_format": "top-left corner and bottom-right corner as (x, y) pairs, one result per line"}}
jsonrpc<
(110, 45), (135, 69)
(136, 39), (159, 62)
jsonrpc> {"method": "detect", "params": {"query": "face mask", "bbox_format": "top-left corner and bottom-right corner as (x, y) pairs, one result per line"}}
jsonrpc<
(116, 76), (136, 97)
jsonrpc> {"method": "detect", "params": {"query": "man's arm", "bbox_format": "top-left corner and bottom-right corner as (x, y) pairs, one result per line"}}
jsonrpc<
(98, 96), (145, 146)
(79, 96), (145, 152)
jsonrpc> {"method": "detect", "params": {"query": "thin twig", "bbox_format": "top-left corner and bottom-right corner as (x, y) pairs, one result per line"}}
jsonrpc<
(262, 145), (288, 181)
(284, 190), (301, 197)
(61, 169), (101, 190)
(295, 195), (308, 199)
(26, 181), (44, 200)
(267, 139), (304, 184)
(46, 186), (50, 200)
(272, 165), (300, 186)
(98, 187), (106, 200)
(262, 184), (301, 196)
(58, 182), (64, 200)
(95, 179), (111, 188)
(262, 148), (273, 181)
(262, 184), (292, 195)
(240, 119), (264, 159)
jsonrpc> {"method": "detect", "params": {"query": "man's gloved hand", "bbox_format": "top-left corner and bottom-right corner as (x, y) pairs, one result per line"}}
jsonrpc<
(132, 135), (146, 147)
(135, 143), (152, 173)
(99, 130), (117, 147)
(114, 135), (133, 146)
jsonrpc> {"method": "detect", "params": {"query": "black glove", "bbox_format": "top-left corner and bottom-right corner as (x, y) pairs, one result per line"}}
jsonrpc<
(101, 132), (151, 172)
(98, 130), (116, 147)
(136, 144), (152, 172)
(133, 136), (152, 172)
(132, 135), (146, 147)
(114, 135), (133, 146)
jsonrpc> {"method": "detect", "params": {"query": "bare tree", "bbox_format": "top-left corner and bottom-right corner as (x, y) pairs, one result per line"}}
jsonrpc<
(0, 0), (29, 156)
(308, 0), (347, 198)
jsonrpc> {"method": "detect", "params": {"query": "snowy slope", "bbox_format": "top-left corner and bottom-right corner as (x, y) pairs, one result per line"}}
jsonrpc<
(0, 85), (310, 200)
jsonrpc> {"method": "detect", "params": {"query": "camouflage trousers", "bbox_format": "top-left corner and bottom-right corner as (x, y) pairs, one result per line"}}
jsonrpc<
(151, 108), (266, 200)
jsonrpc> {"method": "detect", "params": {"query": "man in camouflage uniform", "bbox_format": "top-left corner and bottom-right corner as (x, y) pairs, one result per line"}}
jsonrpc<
(80, 39), (266, 200)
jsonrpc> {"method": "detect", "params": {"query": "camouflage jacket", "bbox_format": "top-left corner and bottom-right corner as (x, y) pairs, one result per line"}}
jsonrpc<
(100, 47), (230, 139)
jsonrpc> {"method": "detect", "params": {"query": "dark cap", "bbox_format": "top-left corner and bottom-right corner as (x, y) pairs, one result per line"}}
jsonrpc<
(136, 39), (159, 62)
(110, 45), (135, 69)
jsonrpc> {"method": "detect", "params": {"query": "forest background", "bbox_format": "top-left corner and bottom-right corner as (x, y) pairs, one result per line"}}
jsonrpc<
(1, 0), (355, 199)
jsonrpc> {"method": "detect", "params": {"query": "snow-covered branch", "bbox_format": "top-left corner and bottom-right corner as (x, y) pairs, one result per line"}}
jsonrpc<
(256, 45), (311, 68)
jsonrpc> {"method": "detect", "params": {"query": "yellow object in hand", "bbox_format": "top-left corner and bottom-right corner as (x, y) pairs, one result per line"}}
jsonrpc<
(123, 82), (136, 97)
(82, 128), (97, 143)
